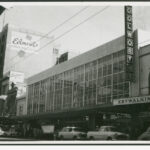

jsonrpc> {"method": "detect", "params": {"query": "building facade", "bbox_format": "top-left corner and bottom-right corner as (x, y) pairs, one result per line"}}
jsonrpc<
(27, 37), (129, 114)
(23, 29), (150, 130)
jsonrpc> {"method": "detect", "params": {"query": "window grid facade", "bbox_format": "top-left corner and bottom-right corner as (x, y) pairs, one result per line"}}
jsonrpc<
(27, 50), (130, 114)
(33, 82), (40, 114)
(73, 66), (84, 108)
(85, 61), (97, 106)
(54, 74), (63, 110)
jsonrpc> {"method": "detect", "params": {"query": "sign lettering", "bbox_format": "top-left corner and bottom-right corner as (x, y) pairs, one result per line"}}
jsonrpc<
(9, 31), (40, 53)
(113, 96), (150, 105)
(125, 6), (134, 81)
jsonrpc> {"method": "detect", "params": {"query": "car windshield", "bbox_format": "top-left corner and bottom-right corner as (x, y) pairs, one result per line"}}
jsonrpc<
(99, 126), (117, 132)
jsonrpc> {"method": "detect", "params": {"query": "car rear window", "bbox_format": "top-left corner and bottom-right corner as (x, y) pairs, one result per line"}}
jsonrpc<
(99, 126), (117, 132)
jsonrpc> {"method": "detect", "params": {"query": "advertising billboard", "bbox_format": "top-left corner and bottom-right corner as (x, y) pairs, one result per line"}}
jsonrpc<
(9, 31), (40, 54)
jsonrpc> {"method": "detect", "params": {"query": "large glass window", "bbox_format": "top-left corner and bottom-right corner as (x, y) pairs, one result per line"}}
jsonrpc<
(97, 54), (113, 104)
(63, 70), (73, 109)
(39, 79), (49, 113)
(27, 85), (33, 114)
(112, 50), (128, 99)
(33, 82), (40, 114)
(84, 61), (97, 106)
(27, 49), (129, 115)
(54, 74), (63, 111)
(46, 76), (55, 112)
(73, 66), (84, 108)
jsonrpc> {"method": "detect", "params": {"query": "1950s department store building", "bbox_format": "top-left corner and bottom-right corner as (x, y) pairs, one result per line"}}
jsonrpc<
(24, 29), (150, 130)
(2, 29), (150, 130)
(1, 6), (150, 131)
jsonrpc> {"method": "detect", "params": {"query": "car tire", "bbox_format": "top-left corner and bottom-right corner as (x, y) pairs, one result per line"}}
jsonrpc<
(73, 136), (77, 140)
(89, 136), (94, 140)
(107, 137), (112, 140)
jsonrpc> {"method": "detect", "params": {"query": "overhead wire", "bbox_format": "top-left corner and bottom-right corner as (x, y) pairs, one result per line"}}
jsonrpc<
(6, 6), (110, 72)
(7, 6), (90, 64)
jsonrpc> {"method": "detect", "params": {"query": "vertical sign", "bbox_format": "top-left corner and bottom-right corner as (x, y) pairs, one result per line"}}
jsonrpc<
(125, 6), (134, 81)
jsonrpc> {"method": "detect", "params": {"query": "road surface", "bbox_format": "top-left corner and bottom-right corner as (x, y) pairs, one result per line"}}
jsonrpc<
(0, 136), (36, 141)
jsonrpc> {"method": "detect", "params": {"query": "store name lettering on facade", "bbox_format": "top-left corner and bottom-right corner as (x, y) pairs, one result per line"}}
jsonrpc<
(125, 6), (134, 81)
(113, 96), (150, 105)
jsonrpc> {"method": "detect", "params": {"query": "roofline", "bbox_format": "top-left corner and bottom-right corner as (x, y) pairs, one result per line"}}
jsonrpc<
(27, 34), (125, 85)
(139, 44), (150, 50)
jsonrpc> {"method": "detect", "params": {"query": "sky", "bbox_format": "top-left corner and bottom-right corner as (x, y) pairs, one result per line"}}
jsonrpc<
(0, 3), (150, 55)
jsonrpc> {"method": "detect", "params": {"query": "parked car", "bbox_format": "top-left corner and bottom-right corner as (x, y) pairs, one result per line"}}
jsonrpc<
(3, 125), (18, 137)
(87, 126), (129, 140)
(138, 127), (150, 140)
(58, 126), (87, 140)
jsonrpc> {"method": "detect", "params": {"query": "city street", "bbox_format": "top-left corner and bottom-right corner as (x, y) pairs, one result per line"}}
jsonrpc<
(1, 3), (150, 143)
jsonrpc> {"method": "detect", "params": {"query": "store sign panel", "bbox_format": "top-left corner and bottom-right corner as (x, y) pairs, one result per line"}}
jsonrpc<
(125, 6), (134, 81)
(113, 96), (150, 106)
(9, 31), (40, 53)
(41, 125), (55, 134)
